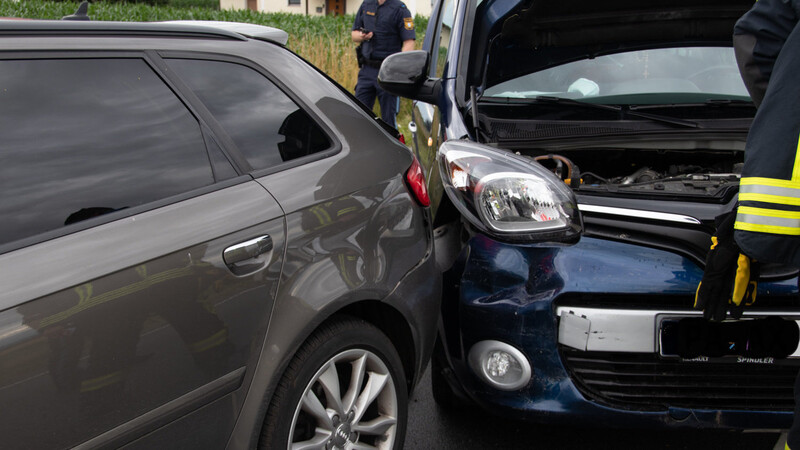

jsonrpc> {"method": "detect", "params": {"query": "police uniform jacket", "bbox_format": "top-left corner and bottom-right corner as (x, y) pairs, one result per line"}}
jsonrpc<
(733, 0), (800, 266)
(352, 0), (415, 61)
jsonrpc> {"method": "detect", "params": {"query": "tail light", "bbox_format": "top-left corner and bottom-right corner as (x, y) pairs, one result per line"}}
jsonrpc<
(405, 156), (430, 207)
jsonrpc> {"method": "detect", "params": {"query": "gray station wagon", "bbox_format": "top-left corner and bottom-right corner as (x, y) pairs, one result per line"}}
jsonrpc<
(0, 18), (440, 450)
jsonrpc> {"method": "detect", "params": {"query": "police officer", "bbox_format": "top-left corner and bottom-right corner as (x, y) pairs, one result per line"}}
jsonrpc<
(694, 0), (800, 448)
(351, 0), (415, 127)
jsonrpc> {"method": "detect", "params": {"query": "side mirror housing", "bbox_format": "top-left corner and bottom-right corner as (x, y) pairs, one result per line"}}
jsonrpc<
(378, 50), (441, 104)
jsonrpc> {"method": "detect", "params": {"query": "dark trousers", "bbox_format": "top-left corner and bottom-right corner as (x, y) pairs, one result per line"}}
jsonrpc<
(355, 65), (398, 127)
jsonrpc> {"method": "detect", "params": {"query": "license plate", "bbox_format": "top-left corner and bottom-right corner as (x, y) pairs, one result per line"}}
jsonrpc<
(658, 316), (799, 360)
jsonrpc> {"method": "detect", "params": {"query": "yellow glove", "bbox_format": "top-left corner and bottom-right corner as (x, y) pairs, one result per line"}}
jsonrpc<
(694, 212), (758, 321)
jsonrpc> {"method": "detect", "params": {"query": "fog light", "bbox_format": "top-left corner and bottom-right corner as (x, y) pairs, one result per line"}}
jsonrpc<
(468, 340), (532, 391)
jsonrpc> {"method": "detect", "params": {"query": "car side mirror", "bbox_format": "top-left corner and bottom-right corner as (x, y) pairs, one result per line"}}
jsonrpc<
(378, 50), (441, 104)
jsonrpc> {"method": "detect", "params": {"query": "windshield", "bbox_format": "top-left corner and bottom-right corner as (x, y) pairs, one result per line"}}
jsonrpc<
(483, 47), (750, 104)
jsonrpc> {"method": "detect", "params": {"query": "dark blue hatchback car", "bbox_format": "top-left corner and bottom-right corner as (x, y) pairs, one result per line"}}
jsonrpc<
(379, 0), (800, 431)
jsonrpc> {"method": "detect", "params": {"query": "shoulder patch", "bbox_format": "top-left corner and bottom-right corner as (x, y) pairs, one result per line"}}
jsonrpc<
(404, 17), (415, 30)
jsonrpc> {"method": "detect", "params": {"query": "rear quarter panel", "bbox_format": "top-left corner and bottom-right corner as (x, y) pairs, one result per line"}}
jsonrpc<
(218, 43), (439, 448)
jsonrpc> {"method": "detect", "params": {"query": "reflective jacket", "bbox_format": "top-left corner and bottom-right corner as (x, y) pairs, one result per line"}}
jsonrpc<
(733, 0), (800, 266)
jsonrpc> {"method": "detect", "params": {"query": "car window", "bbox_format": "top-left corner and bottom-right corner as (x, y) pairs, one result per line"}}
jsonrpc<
(166, 59), (331, 171)
(484, 47), (750, 103)
(0, 58), (218, 247)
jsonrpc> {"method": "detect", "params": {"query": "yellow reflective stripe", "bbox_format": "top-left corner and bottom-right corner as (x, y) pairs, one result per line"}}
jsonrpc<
(740, 177), (800, 189)
(736, 205), (800, 235)
(337, 206), (358, 216)
(40, 266), (194, 328)
(80, 371), (123, 393)
(794, 133), (800, 181)
(739, 192), (800, 206)
(310, 204), (333, 227)
(190, 328), (228, 354)
(735, 221), (800, 235)
(734, 134), (800, 233)
(738, 205), (800, 219)
(739, 177), (800, 206)
(739, 132), (800, 190)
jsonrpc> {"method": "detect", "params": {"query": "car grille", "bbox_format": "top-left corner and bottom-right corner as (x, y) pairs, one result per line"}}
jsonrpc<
(561, 348), (799, 411)
(489, 121), (629, 141)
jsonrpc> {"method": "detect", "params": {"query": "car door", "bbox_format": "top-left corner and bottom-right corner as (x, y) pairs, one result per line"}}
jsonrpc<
(0, 55), (285, 449)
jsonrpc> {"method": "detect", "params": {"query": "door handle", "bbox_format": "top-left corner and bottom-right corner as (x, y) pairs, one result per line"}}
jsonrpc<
(224, 235), (273, 266)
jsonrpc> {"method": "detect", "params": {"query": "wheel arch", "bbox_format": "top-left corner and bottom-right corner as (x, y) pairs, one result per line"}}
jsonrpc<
(334, 300), (417, 394)
(246, 297), (420, 450)
(256, 304), (414, 449)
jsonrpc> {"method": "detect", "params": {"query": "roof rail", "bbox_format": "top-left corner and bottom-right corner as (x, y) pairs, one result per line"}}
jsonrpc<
(165, 21), (288, 45)
(0, 20), (288, 45)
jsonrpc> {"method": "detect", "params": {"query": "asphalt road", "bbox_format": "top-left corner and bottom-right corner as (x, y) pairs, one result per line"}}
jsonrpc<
(405, 366), (784, 450)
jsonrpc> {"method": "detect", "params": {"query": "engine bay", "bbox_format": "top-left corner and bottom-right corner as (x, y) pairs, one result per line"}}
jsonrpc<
(519, 146), (743, 199)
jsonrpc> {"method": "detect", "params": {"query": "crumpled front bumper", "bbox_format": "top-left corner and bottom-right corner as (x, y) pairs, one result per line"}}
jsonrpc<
(439, 234), (799, 430)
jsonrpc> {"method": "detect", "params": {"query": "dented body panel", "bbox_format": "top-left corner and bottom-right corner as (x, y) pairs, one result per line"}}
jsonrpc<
(439, 233), (798, 429)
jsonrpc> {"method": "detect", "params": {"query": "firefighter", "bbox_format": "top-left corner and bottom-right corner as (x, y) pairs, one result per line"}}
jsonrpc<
(695, 0), (800, 447)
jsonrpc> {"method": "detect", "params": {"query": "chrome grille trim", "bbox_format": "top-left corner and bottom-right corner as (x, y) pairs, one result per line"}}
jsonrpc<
(578, 204), (701, 224)
(556, 306), (800, 357)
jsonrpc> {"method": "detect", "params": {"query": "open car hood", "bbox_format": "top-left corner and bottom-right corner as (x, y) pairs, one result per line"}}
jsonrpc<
(472, 0), (754, 90)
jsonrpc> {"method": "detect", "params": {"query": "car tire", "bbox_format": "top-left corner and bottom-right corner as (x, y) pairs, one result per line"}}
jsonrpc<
(259, 316), (408, 450)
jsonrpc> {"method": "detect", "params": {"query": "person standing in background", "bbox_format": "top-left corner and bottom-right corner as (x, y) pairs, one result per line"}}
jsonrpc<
(351, 0), (416, 127)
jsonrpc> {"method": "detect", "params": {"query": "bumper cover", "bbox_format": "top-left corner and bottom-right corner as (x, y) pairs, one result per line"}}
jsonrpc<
(440, 234), (799, 429)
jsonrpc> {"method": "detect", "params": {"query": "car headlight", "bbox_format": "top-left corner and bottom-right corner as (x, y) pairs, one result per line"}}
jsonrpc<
(438, 140), (582, 243)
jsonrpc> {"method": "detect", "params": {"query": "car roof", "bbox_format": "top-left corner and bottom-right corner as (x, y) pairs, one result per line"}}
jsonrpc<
(0, 19), (289, 46)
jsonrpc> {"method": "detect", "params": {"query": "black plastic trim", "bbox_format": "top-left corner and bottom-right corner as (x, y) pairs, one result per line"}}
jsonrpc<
(148, 50), (254, 174)
(156, 50), (344, 176)
(74, 367), (246, 450)
(560, 348), (797, 412)
(0, 175), (252, 256)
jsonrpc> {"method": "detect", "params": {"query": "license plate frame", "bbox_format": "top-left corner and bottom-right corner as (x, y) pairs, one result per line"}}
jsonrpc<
(658, 315), (800, 362)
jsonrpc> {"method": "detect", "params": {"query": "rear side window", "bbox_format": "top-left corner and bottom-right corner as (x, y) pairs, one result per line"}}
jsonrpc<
(166, 58), (331, 171)
(0, 58), (216, 247)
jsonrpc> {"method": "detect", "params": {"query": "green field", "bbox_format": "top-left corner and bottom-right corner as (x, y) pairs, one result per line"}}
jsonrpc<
(0, 0), (428, 142)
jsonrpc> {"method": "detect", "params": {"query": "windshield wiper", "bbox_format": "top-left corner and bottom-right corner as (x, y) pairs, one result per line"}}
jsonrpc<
(535, 96), (701, 128)
(482, 96), (700, 128)
(628, 99), (755, 112)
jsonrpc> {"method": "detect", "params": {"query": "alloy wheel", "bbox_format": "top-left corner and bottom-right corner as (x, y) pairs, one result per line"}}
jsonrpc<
(288, 348), (399, 450)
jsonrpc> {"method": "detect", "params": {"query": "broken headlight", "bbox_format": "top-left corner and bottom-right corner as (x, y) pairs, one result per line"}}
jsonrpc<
(438, 141), (582, 243)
